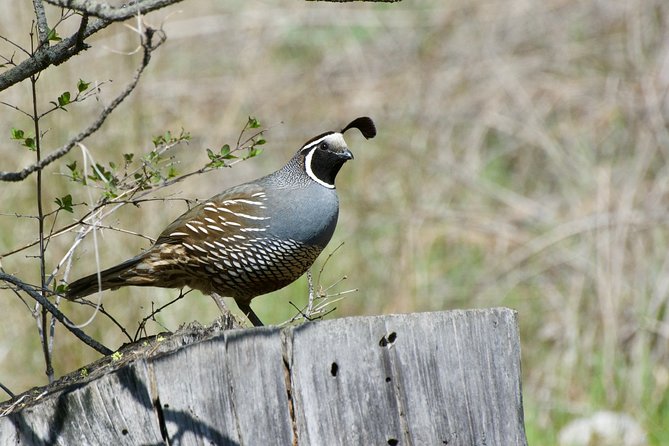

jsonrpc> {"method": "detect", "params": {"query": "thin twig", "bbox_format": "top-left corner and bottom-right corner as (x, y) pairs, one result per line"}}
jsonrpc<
(134, 290), (189, 341)
(0, 272), (112, 355)
(0, 26), (161, 182)
(0, 100), (33, 119)
(0, 15), (106, 92)
(74, 299), (133, 342)
(0, 34), (31, 58)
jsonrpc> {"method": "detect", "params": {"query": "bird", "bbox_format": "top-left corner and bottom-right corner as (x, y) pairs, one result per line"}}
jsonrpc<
(66, 117), (376, 326)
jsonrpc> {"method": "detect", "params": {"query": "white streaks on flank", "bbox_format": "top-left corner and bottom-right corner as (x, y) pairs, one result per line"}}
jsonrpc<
(198, 226), (209, 235)
(192, 244), (208, 253)
(240, 227), (266, 232)
(204, 206), (218, 213)
(169, 231), (189, 237)
(185, 223), (198, 233)
(222, 199), (264, 206)
(182, 242), (194, 250)
(251, 192), (266, 197)
(207, 224), (224, 232)
(204, 217), (216, 224)
(216, 207), (269, 221)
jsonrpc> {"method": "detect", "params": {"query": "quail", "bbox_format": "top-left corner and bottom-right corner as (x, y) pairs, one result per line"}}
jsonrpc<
(66, 117), (376, 326)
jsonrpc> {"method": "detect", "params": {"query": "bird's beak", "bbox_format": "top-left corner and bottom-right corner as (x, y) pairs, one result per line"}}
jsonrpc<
(341, 148), (354, 160)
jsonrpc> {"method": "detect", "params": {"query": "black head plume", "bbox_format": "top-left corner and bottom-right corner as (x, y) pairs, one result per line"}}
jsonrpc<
(341, 117), (376, 140)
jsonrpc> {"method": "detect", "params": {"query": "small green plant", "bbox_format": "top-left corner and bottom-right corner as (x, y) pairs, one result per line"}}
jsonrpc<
(206, 116), (266, 168)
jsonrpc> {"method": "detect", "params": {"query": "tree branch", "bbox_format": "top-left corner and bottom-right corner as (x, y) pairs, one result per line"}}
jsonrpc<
(0, 27), (162, 182)
(0, 16), (107, 92)
(0, 272), (113, 355)
(32, 0), (51, 46)
(44, 0), (185, 21)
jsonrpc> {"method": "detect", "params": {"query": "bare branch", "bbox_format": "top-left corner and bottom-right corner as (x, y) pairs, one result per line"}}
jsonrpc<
(0, 27), (163, 182)
(32, 0), (51, 45)
(45, 0), (397, 20)
(44, 0), (185, 20)
(134, 290), (189, 341)
(0, 16), (106, 92)
(75, 299), (133, 342)
(0, 272), (113, 355)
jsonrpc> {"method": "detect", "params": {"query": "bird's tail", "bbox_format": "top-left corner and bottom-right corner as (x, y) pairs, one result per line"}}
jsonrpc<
(66, 254), (150, 299)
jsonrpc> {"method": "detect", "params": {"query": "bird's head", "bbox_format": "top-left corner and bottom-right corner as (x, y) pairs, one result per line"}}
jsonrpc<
(299, 117), (376, 188)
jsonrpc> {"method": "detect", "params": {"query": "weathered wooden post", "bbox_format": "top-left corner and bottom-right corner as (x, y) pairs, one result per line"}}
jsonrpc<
(0, 308), (527, 445)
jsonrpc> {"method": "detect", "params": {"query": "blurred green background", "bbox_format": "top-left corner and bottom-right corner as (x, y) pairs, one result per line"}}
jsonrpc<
(2, 0), (669, 443)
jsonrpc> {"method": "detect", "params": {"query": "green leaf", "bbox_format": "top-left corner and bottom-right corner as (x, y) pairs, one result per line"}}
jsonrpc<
(65, 161), (84, 183)
(123, 153), (135, 163)
(11, 128), (37, 150)
(46, 28), (61, 42)
(247, 116), (260, 129)
(206, 148), (218, 161)
(57, 91), (71, 107)
(247, 147), (263, 158)
(10, 128), (24, 140)
(145, 150), (161, 163)
(55, 283), (68, 294)
(23, 137), (36, 151)
(179, 130), (191, 142)
(255, 138), (266, 145)
(77, 79), (90, 93)
(54, 194), (74, 213)
(219, 144), (236, 159)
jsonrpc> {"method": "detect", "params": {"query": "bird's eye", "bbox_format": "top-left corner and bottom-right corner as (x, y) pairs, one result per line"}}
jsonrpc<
(320, 142), (329, 150)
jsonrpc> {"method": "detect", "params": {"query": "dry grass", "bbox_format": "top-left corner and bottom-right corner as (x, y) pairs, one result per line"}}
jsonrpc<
(1, 0), (669, 442)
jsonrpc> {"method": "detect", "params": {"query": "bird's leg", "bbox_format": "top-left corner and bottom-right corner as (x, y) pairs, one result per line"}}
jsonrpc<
(210, 292), (231, 314)
(237, 301), (264, 327)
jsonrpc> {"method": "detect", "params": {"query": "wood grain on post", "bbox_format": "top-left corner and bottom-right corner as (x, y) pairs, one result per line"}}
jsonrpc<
(0, 308), (527, 445)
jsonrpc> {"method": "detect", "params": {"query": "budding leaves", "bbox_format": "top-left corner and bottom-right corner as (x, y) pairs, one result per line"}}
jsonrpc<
(46, 27), (61, 42)
(54, 194), (74, 213)
(206, 144), (236, 168)
(51, 91), (71, 111)
(77, 79), (90, 93)
(10, 128), (36, 151)
(247, 116), (261, 129)
(49, 80), (91, 112)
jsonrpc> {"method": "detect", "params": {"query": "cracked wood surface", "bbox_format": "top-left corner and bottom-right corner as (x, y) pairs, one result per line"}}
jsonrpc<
(0, 309), (527, 445)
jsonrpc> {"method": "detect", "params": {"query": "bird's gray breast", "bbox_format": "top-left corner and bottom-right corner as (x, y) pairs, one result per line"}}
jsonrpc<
(264, 182), (339, 247)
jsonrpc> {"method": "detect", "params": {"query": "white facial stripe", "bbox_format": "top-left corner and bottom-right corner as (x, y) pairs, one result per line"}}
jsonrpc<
(301, 132), (347, 152)
(305, 147), (336, 189)
(301, 134), (331, 152)
(303, 132), (348, 188)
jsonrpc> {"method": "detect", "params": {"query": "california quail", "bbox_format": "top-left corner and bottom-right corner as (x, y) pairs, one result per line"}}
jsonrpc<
(66, 117), (376, 326)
